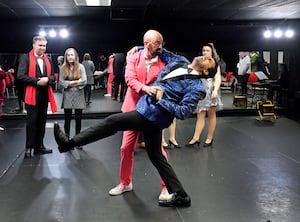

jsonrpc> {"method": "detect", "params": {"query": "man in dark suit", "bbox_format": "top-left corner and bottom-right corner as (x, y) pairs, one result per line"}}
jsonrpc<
(111, 52), (126, 102)
(18, 35), (57, 158)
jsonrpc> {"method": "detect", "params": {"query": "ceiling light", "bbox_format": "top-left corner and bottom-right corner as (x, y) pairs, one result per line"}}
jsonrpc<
(74, 0), (111, 6)
(59, 29), (69, 38)
(38, 25), (69, 39)
(263, 28), (295, 39)
(274, 29), (283, 38)
(86, 0), (99, 6)
(285, 29), (294, 38)
(49, 29), (57, 38)
(263, 30), (272, 38)
(39, 30), (47, 37)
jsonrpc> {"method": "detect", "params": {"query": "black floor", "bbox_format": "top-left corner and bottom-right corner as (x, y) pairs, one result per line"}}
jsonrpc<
(0, 90), (300, 222)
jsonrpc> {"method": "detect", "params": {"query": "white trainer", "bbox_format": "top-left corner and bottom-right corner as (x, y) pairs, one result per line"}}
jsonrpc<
(158, 187), (173, 201)
(109, 182), (133, 196)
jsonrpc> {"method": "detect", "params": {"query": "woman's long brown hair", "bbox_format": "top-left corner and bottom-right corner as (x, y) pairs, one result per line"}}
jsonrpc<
(62, 48), (81, 80)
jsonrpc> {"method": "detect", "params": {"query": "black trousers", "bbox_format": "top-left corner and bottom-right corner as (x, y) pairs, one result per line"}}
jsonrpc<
(15, 80), (25, 110)
(84, 84), (92, 102)
(72, 110), (185, 194)
(25, 102), (48, 149)
(112, 76), (125, 100)
(64, 109), (83, 136)
(238, 74), (250, 95)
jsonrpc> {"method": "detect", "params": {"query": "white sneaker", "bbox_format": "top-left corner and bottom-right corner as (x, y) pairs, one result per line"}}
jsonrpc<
(109, 182), (133, 196)
(158, 187), (173, 201)
(0, 126), (4, 131)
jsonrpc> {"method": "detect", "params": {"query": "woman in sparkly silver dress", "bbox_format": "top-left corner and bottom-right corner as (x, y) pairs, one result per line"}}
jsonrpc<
(186, 43), (223, 147)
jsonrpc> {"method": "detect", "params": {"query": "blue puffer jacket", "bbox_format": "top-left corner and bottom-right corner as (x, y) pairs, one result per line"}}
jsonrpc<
(136, 49), (206, 129)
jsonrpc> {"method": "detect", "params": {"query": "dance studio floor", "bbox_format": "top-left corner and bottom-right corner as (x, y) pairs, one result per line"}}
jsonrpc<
(0, 91), (300, 222)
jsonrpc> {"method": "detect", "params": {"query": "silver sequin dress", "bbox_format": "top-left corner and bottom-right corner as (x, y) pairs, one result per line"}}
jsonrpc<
(194, 78), (223, 113)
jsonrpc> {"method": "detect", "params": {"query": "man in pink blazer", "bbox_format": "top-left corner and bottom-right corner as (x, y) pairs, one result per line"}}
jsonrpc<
(109, 30), (171, 201)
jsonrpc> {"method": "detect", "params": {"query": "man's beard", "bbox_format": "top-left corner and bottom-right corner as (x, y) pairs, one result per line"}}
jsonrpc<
(150, 48), (161, 57)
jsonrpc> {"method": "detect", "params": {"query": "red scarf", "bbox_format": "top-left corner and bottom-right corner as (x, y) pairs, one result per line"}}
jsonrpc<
(25, 49), (57, 113)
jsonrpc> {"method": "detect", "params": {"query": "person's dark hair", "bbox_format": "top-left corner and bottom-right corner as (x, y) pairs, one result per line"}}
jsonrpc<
(83, 53), (91, 61)
(100, 55), (106, 61)
(202, 43), (220, 62)
(208, 58), (218, 77)
(57, 56), (64, 66)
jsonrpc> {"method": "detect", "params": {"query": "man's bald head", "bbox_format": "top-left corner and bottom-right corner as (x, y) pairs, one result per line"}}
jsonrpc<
(143, 30), (164, 58)
(143, 30), (163, 43)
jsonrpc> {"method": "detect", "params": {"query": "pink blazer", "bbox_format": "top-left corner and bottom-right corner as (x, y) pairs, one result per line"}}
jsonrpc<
(122, 50), (166, 112)
(0, 70), (6, 103)
(108, 55), (114, 75)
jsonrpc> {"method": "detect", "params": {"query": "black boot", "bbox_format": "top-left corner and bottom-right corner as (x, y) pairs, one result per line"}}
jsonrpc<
(54, 122), (75, 153)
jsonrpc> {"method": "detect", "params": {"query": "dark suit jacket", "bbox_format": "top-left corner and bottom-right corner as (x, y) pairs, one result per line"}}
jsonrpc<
(17, 53), (55, 103)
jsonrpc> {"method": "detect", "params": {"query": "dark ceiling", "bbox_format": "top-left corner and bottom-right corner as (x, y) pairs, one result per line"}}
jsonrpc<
(1, 0), (300, 21)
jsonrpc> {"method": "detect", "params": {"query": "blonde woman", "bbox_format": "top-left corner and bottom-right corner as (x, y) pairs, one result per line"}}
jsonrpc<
(59, 48), (87, 149)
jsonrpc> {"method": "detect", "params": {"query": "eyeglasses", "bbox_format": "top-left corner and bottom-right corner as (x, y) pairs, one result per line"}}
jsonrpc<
(150, 41), (165, 47)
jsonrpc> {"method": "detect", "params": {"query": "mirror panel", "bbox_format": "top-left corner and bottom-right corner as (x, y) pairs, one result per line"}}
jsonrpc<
(0, 50), (289, 116)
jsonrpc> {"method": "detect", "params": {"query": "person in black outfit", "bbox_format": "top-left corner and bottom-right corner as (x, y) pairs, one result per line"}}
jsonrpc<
(95, 54), (108, 89)
(18, 36), (57, 158)
(267, 63), (289, 105)
(13, 55), (26, 112)
(111, 53), (126, 102)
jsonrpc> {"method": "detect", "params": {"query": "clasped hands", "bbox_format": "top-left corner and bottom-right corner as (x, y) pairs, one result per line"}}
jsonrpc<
(37, 77), (49, 86)
(68, 78), (82, 87)
(69, 80), (80, 87)
(143, 85), (164, 101)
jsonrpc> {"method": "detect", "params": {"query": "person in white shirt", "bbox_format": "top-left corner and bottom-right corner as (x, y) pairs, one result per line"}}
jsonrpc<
(237, 51), (251, 95)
